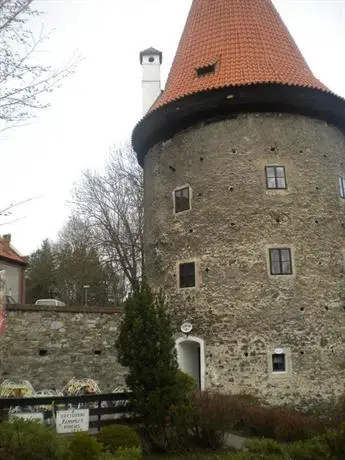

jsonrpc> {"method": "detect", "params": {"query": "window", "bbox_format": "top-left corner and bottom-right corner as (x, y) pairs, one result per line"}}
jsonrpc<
(179, 262), (196, 288)
(265, 166), (286, 189)
(269, 248), (292, 275)
(272, 353), (286, 372)
(174, 186), (190, 213)
(338, 176), (345, 198)
(196, 63), (216, 77)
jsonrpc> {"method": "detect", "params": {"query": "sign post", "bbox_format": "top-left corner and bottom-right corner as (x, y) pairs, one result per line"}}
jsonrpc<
(56, 409), (89, 434)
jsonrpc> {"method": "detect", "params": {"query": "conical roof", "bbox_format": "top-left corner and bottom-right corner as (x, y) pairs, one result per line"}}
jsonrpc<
(152, 0), (327, 110)
(132, 0), (345, 164)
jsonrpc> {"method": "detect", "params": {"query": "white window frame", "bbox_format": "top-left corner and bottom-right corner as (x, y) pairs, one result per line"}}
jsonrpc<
(269, 248), (293, 276)
(265, 166), (287, 190)
(338, 176), (345, 198)
(268, 347), (292, 377)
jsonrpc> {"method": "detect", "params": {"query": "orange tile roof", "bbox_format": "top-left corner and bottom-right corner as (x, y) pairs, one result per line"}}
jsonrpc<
(151, 0), (328, 111)
(0, 239), (27, 266)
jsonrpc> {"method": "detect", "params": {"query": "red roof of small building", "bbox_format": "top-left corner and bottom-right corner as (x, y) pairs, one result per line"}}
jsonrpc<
(151, 0), (329, 111)
(0, 236), (27, 266)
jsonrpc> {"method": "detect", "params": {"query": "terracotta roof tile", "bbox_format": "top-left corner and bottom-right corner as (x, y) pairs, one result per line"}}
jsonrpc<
(151, 0), (328, 112)
(0, 238), (27, 265)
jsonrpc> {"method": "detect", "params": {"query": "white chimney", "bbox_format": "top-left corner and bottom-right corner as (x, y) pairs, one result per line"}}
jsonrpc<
(140, 47), (162, 116)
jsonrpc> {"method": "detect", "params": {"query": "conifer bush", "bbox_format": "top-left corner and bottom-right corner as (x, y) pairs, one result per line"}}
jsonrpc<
(115, 282), (195, 451)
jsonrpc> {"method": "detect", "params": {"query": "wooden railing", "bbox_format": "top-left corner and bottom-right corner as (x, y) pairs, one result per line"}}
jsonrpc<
(0, 392), (141, 432)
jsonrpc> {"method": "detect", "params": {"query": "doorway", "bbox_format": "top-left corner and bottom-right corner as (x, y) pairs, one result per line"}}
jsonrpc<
(176, 337), (205, 390)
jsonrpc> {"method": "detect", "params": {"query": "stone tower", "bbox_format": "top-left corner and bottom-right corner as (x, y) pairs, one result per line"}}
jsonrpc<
(132, 0), (345, 405)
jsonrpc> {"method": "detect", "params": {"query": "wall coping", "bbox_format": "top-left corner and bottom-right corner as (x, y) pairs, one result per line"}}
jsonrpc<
(6, 304), (123, 314)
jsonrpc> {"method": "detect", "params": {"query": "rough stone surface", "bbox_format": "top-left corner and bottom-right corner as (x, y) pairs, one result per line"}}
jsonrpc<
(144, 112), (345, 406)
(0, 306), (126, 392)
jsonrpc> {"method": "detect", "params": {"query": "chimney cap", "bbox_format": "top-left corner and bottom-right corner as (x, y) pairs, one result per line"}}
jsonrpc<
(140, 47), (162, 65)
(3, 234), (11, 242)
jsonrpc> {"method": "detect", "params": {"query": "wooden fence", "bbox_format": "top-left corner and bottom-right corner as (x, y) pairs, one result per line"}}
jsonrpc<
(0, 392), (142, 432)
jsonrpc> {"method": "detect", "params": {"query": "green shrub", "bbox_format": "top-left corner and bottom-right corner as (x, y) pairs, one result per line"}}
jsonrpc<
(97, 424), (141, 454)
(285, 436), (332, 460)
(0, 419), (68, 460)
(245, 438), (286, 455)
(114, 447), (141, 460)
(324, 422), (345, 458)
(67, 432), (102, 460)
(115, 283), (195, 452)
(98, 453), (115, 460)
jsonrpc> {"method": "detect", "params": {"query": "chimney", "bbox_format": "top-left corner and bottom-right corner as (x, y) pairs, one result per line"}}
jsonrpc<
(140, 47), (162, 116)
(2, 234), (11, 253)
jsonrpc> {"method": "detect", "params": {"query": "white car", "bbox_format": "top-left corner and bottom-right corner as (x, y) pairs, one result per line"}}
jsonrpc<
(34, 299), (66, 307)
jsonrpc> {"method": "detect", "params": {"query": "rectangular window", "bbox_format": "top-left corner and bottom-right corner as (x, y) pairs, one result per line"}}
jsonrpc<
(179, 262), (196, 288)
(338, 176), (345, 198)
(174, 186), (190, 213)
(272, 353), (286, 372)
(265, 166), (286, 189)
(269, 248), (292, 275)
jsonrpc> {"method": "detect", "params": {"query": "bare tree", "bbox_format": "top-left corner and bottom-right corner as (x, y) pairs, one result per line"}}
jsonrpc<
(72, 144), (144, 291)
(0, 0), (77, 130)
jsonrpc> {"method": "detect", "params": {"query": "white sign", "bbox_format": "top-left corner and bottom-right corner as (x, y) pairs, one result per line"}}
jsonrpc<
(10, 412), (44, 423)
(181, 322), (193, 334)
(56, 409), (89, 434)
(274, 348), (284, 355)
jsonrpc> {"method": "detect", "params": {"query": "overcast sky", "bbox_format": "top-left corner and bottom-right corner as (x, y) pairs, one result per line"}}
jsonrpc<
(1, 0), (345, 256)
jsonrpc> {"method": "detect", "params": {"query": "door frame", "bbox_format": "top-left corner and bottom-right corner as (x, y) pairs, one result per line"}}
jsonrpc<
(175, 336), (205, 390)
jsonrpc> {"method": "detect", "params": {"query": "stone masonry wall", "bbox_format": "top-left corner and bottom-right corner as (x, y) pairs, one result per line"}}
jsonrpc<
(0, 305), (125, 392)
(144, 112), (345, 407)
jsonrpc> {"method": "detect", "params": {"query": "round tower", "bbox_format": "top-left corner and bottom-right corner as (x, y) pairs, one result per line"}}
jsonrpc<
(132, 0), (345, 405)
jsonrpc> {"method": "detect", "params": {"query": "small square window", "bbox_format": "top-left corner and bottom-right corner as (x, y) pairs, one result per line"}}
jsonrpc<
(272, 353), (286, 372)
(196, 63), (216, 77)
(265, 166), (287, 189)
(174, 186), (190, 213)
(338, 176), (345, 198)
(179, 262), (196, 288)
(269, 248), (292, 275)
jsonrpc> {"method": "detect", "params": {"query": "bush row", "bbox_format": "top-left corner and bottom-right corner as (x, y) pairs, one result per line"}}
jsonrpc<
(0, 420), (141, 460)
(235, 423), (345, 459)
(191, 391), (326, 449)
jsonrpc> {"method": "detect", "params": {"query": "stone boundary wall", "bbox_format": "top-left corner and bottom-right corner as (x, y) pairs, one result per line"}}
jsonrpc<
(6, 304), (123, 314)
(0, 305), (126, 392)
